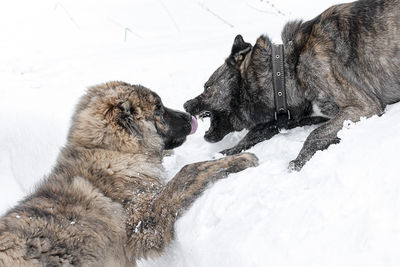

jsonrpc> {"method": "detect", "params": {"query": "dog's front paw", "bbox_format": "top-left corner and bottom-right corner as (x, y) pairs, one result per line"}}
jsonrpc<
(220, 146), (243, 156)
(288, 159), (304, 172)
(225, 152), (259, 173)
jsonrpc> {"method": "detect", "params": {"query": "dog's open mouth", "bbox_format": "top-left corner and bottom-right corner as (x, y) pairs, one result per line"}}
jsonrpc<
(196, 110), (234, 143)
(184, 99), (234, 143)
(203, 111), (218, 142)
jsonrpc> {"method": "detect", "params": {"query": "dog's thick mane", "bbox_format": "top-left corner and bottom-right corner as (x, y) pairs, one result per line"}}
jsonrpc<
(281, 20), (312, 73)
(51, 146), (165, 200)
(281, 20), (304, 45)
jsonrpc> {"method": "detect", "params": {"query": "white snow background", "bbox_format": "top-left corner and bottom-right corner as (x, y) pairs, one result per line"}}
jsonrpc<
(1, 0), (400, 266)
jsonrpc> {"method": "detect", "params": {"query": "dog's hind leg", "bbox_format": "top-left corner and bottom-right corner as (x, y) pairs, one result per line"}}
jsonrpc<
(289, 104), (382, 171)
(126, 153), (258, 259)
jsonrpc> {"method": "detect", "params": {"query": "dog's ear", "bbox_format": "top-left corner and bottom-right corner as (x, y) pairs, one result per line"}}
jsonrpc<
(117, 100), (142, 137)
(227, 35), (252, 68)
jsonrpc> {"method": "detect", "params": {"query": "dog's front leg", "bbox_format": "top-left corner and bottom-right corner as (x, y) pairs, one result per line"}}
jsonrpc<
(221, 122), (279, 155)
(157, 152), (258, 216)
(288, 116), (329, 129)
(289, 105), (381, 171)
(126, 153), (258, 259)
(221, 117), (329, 155)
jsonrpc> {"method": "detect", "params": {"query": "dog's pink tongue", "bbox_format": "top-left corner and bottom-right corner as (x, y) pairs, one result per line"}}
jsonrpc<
(190, 116), (198, 135)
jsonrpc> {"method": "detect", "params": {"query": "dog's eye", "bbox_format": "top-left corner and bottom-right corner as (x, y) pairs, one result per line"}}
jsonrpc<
(205, 86), (211, 92)
(155, 104), (163, 114)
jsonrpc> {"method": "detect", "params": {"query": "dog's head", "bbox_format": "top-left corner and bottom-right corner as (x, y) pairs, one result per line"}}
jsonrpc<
(68, 81), (197, 154)
(184, 35), (253, 143)
(184, 34), (283, 143)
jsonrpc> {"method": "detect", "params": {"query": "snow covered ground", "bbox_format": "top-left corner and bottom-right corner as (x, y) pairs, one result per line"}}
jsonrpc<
(1, 0), (400, 266)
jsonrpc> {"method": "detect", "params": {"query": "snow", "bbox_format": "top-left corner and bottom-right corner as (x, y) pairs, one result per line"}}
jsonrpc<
(1, 0), (400, 266)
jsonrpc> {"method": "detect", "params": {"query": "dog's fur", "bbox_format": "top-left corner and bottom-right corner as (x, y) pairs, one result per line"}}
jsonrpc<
(184, 0), (400, 170)
(0, 81), (258, 266)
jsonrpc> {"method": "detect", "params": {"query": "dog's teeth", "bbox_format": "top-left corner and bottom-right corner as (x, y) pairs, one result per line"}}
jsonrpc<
(198, 111), (211, 119)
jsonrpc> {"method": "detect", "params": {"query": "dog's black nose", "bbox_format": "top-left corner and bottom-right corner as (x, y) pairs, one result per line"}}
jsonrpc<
(183, 99), (198, 113)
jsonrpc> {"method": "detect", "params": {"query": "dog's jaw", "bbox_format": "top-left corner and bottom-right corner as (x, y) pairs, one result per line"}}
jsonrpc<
(203, 111), (235, 143)
(184, 98), (239, 143)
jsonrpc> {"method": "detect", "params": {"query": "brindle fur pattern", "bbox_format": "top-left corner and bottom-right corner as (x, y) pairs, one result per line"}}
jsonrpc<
(0, 81), (258, 266)
(185, 0), (400, 170)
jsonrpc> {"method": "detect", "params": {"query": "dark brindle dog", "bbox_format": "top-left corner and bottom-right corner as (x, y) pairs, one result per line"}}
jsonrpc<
(184, 0), (400, 171)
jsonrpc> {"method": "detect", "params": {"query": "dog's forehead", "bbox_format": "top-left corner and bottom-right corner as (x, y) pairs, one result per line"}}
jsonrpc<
(112, 84), (161, 106)
(208, 63), (231, 83)
(81, 83), (164, 119)
(136, 87), (161, 105)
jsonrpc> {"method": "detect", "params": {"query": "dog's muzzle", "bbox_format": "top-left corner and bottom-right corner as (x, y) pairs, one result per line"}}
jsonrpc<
(184, 98), (201, 115)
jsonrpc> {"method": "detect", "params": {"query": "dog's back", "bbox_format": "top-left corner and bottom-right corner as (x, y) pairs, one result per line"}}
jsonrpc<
(0, 175), (128, 267)
(352, 0), (400, 105)
(297, 0), (400, 105)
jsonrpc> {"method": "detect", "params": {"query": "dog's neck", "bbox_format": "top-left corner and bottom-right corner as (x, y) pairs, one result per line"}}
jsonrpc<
(238, 36), (304, 124)
(51, 146), (165, 205)
(240, 25), (312, 124)
(282, 20), (317, 117)
(271, 43), (290, 128)
(280, 40), (307, 120)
